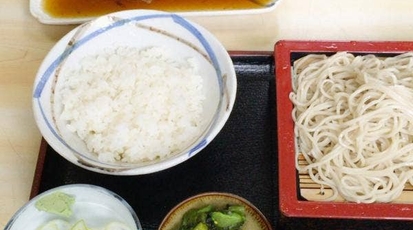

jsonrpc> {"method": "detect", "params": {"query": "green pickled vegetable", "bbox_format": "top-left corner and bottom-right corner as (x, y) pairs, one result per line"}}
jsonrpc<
(178, 204), (246, 230)
(228, 205), (246, 216)
(211, 212), (244, 229)
(193, 222), (208, 230)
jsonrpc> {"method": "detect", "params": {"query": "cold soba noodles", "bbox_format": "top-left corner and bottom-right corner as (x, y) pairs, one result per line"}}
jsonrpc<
(290, 52), (413, 203)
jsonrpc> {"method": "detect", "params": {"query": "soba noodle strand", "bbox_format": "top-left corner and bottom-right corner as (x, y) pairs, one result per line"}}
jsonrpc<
(291, 52), (413, 203)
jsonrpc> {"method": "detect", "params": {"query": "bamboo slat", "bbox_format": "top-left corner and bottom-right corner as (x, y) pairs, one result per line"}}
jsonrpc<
(297, 154), (413, 202)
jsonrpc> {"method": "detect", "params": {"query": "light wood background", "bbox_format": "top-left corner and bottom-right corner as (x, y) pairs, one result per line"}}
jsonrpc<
(2, 0), (413, 227)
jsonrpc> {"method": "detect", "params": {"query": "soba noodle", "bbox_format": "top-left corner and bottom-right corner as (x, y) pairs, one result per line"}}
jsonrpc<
(290, 52), (413, 203)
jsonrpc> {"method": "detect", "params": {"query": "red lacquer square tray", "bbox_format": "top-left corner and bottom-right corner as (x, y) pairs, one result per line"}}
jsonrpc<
(275, 40), (413, 220)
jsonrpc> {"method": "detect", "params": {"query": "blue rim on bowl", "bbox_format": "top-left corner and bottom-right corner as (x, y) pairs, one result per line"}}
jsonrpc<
(32, 10), (237, 175)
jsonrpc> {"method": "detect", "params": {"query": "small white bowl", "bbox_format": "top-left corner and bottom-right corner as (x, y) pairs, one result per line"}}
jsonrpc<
(5, 184), (141, 230)
(32, 10), (237, 175)
(159, 192), (273, 230)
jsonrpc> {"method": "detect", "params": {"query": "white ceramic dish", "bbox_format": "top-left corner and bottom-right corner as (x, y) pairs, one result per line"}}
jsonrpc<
(32, 10), (237, 175)
(30, 0), (280, 25)
(5, 184), (141, 230)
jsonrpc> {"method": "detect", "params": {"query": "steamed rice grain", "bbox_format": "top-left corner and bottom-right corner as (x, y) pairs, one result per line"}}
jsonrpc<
(56, 46), (205, 163)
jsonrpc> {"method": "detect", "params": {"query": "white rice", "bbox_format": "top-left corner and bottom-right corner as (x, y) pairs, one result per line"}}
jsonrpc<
(56, 46), (205, 163)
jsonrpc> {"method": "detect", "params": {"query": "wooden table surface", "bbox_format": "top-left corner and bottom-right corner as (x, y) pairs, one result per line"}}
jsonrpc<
(2, 0), (413, 227)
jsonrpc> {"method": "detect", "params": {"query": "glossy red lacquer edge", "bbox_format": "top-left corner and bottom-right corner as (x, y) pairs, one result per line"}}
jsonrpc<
(274, 40), (413, 220)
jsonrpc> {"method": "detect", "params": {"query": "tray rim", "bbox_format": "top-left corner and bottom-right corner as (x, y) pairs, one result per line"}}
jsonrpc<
(30, 137), (48, 199)
(275, 40), (413, 220)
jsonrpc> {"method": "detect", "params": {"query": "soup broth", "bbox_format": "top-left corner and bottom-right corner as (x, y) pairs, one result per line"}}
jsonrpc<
(43, 0), (275, 18)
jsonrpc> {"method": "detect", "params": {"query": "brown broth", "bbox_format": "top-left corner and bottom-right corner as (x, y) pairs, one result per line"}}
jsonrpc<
(43, 0), (274, 18)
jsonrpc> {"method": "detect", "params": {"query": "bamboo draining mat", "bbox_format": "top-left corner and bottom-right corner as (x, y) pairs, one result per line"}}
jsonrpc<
(297, 154), (413, 203)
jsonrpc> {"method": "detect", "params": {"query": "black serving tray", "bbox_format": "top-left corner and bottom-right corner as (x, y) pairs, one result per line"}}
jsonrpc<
(31, 51), (278, 230)
(30, 52), (412, 230)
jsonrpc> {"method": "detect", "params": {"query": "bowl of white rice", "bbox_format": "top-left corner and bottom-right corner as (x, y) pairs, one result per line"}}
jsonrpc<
(32, 10), (237, 175)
